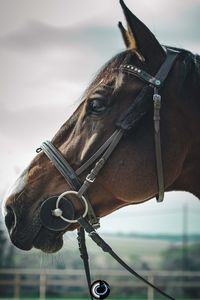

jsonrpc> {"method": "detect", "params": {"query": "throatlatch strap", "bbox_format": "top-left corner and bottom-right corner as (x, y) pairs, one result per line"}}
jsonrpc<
(153, 91), (164, 202)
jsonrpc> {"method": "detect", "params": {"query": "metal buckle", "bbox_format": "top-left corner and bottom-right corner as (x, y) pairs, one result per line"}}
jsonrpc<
(153, 94), (161, 109)
(86, 174), (95, 183)
(91, 218), (101, 229)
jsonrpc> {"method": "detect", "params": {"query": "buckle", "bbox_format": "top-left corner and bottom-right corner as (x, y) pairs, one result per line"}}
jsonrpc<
(153, 94), (161, 109)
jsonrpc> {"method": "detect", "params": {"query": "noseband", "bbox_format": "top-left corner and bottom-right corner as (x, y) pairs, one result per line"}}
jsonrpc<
(37, 47), (178, 300)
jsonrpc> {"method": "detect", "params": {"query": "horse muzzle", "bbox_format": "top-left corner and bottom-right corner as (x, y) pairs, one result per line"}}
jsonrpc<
(4, 204), (42, 251)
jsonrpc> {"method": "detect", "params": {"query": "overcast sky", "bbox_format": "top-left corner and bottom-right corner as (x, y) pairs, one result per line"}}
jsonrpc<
(0, 0), (200, 234)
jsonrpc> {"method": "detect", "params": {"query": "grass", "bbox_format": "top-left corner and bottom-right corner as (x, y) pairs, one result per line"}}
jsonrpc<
(84, 235), (171, 268)
(0, 298), (197, 300)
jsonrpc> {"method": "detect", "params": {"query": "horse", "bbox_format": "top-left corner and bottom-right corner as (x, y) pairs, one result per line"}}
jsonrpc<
(3, 0), (200, 257)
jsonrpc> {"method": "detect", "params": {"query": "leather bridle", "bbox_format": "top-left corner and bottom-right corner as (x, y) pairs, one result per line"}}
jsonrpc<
(37, 47), (179, 300)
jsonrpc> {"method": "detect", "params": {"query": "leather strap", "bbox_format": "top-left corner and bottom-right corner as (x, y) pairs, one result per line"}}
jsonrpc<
(116, 84), (153, 130)
(117, 48), (179, 202)
(38, 141), (81, 190)
(77, 129), (124, 198)
(76, 129), (123, 175)
(155, 48), (179, 83)
(153, 91), (164, 202)
(77, 227), (93, 300)
(117, 48), (179, 130)
(37, 142), (99, 227)
(38, 129), (124, 228)
(78, 217), (175, 300)
(119, 64), (162, 86)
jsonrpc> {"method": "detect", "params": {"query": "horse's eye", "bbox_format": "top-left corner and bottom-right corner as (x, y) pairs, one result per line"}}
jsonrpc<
(88, 99), (107, 114)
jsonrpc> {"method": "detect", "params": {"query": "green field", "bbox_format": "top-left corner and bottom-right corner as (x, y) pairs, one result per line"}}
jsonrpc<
(0, 297), (199, 300)
(84, 235), (172, 268)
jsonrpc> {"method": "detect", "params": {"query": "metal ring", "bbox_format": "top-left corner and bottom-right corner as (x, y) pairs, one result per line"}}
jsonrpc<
(36, 147), (42, 153)
(56, 191), (88, 223)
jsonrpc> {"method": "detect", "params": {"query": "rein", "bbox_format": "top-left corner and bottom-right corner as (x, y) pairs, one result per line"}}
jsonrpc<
(37, 47), (179, 300)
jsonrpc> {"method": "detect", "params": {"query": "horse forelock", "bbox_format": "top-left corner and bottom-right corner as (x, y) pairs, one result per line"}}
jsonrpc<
(52, 51), (133, 145)
(84, 50), (139, 97)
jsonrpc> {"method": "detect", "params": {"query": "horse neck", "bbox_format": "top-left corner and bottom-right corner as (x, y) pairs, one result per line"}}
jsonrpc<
(172, 141), (200, 199)
(170, 56), (200, 199)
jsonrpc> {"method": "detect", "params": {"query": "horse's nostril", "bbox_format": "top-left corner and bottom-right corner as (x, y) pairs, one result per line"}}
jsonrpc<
(5, 205), (17, 233)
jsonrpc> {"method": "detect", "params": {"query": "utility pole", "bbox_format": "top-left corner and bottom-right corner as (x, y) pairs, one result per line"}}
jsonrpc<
(182, 203), (188, 271)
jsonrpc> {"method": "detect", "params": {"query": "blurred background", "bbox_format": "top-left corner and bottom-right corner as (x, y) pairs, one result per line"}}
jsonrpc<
(0, 0), (200, 299)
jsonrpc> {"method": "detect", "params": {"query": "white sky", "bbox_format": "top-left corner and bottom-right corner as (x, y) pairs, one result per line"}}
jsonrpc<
(0, 0), (200, 234)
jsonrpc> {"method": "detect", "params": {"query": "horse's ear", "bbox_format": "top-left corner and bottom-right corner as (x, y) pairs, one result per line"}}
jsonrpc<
(119, 0), (165, 62)
(118, 21), (137, 50)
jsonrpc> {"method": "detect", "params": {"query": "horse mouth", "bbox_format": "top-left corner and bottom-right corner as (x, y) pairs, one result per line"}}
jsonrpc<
(10, 222), (65, 253)
(8, 209), (65, 253)
(6, 195), (78, 253)
(33, 227), (64, 253)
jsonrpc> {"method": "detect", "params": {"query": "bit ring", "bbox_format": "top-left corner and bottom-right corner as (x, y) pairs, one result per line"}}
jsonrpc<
(55, 191), (88, 223)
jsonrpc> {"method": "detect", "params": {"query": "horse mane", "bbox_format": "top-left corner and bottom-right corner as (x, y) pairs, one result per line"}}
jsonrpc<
(194, 54), (200, 81)
(183, 50), (200, 93)
(164, 46), (200, 91)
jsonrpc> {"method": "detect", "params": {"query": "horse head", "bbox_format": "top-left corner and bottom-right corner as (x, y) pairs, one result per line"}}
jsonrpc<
(3, 0), (200, 253)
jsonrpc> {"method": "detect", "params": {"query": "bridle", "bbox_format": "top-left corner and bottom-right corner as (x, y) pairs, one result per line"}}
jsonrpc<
(37, 47), (179, 300)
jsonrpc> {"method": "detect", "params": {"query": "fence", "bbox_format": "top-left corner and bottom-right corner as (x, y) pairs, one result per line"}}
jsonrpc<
(0, 268), (200, 299)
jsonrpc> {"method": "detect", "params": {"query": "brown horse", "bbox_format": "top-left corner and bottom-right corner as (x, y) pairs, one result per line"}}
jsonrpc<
(3, 0), (200, 254)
